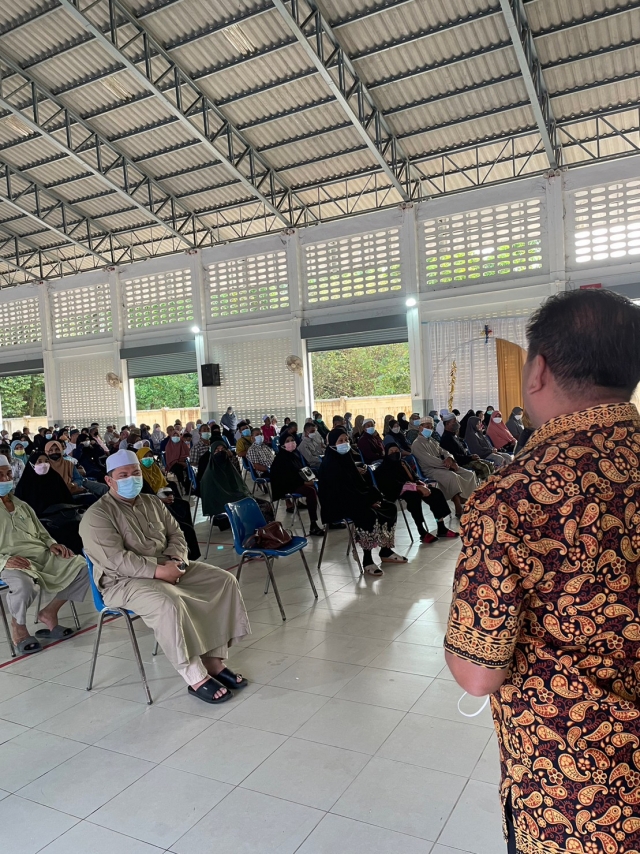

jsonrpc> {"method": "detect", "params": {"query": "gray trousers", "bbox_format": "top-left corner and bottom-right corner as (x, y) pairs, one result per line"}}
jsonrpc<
(82, 479), (108, 496)
(0, 569), (89, 625)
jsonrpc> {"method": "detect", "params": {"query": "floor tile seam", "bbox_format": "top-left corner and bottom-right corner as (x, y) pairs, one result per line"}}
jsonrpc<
(323, 804), (451, 846)
(25, 804), (82, 854)
(1, 738), (91, 794)
(372, 720), (494, 773)
(285, 705), (409, 756)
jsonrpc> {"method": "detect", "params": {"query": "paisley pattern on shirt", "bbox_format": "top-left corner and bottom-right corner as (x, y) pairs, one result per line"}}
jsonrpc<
(445, 404), (640, 854)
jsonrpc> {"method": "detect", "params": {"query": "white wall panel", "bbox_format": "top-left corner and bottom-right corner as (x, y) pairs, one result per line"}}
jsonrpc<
(122, 267), (194, 330)
(0, 293), (41, 349)
(57, 350), (122, 426)
(206, 249), (289, 318)
(50, 282), (112, 340)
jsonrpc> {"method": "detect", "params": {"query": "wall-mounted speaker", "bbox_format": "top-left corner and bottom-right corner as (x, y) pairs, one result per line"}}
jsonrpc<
(201, 363), (221, 386)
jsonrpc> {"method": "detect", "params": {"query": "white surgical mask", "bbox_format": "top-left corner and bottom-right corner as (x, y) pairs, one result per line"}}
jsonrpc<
(391, 426), (400, 434)
(254, 435), (264, 445)
(115, 475), (144, 499)
(514, 414), (522, 421)
(34, 462), (50, 475)
(336, 443), (350, 455)
(493, 417), (502, 424)
(458, 692), (491, 718)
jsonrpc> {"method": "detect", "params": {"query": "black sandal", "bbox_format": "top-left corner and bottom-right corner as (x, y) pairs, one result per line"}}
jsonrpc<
(188, 677), (232, 704)
(214, 667), (248, 690)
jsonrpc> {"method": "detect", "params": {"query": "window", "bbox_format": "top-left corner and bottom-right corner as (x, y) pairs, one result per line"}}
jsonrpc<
(123, 268), (193, 328)
(421, 200), (544, 289)
(51, 284), (112, 339)
(571, 179), (640, 265)
(0, 297), (41, 347)
(304, 228), (402, 304)
(207, 251), (289, 317)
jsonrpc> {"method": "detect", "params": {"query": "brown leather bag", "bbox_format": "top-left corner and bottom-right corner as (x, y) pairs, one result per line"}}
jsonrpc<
(243, 521), (293, 550)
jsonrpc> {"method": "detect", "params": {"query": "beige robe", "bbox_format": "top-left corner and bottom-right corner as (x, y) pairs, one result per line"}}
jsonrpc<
(0, 495), (86, 591)
(79, 493), (250, 673)
(411, 435), (477, 501)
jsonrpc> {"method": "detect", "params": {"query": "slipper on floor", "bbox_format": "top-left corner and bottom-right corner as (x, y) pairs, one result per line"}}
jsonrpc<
(445, 530), (460, 538)
(188, 677), (232, 704)
(35, 625), (75, 640)
(421, 533), (438, 544)
(364, 564), (384, 576)
(380, 553), (408, 563)
(215, 667), (248, 690)
(16, 636), (42, 654)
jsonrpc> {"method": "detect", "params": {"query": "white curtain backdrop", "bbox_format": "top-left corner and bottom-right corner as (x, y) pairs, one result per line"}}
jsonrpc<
(426, 316), (528, 414)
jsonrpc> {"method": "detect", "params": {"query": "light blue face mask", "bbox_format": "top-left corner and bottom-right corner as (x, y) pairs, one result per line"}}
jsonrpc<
(45, 433), (53, 439)
(0, 480), (13, 496)
(201, 432), (211, 440)
(336, 443), (351, 455)
(115, 476), (143, 499)
(365, 426), (375, 435)
(412, 420), (420, 427)
(171, 436), (180, 443)
(421, 428), (433, 439)
(242, 429), (251, 437)
(254, 435), (264, 445)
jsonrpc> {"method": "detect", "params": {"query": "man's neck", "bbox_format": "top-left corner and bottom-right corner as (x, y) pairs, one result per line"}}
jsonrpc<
(534, 391), (630, 428)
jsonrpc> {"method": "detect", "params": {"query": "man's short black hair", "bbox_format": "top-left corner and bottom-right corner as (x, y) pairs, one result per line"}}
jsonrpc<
(526, 289), (640, 395)
(333, 415), (344, 425)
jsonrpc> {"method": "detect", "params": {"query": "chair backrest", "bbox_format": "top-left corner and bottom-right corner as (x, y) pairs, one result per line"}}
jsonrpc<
(225, 497), (267, 554)
(367, 465), (379, 489)
(241, 456), (250, 472)
(407, 453), (423, 479)
(82, 551), (105, 612)
(186, 460), (197, 490)
(271, 436), (279, 452)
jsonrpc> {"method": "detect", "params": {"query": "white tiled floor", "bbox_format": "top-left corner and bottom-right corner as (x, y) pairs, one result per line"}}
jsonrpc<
(0, 506), (505, 854)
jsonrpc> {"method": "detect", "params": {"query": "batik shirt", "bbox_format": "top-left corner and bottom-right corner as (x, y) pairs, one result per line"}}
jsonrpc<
(445, 404), (640, 854)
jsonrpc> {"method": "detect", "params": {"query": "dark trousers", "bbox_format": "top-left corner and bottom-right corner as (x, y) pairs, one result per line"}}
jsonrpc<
(289, 482), (319, 524)
(505, 794), (518, 854)
(402, 485), (450, 531)
(170, 462), (189, 490)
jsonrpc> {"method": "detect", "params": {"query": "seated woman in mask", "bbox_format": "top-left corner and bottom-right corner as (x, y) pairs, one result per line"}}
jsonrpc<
(317, 433), (407, 575)
(15, 451), (84, 553)
(506, 406), (525, 439)
(201, 440), (274, 524)
(269, 436), (323, 536)
(464, 416), (512, 468)
(375, 444), (458, 543)
(9, 440), (27, 485)
(357, 418), (385, 464)
(382, 418), (412, 456)
(72, 434), (107, 481)
(136, 448), (200, 561)
(486, 409), (516, 453)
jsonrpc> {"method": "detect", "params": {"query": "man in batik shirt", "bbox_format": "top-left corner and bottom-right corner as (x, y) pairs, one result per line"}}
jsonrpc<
(445, 288), (640, 854)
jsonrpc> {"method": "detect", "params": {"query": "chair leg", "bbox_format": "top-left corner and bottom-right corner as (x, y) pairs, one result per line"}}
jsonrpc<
(317, 524), (329, 570)
(236, 553), (247, 585)
(204, 515), (216, 560)
(399, 500), (414, 543)
(123, 612), (153, 705)
(0, 589), (16, 657)
(300, 549), (318, 599)
(264, 573), (271, 595)
(293, 498), (306, 536)
(34, 585), (43, 624)
(347, 523), (364, 575)
(267, 559), (286, 621)
(152, 640), (159, 656)
(87, 609), (108, 691)
(192, 496), (200, 524)
(70, 601), (81, 631)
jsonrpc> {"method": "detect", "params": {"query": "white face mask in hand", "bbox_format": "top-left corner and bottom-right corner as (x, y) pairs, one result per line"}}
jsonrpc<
(457, 692), (490, 718)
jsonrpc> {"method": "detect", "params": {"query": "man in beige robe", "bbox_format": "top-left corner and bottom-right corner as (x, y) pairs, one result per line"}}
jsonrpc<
(411, 416), (477, 517)
(80, 450), (251, 705)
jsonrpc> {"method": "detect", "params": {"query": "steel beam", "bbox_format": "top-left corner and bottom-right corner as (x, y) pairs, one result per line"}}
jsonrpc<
(499, 0), (560, 168)
(271, 0), (421, 202)
(58, 0), (313, 228)
(0, 54), (212, 249)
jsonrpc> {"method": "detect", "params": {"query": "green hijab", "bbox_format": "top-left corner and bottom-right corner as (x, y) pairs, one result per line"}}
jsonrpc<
(201, 440), (250, 517)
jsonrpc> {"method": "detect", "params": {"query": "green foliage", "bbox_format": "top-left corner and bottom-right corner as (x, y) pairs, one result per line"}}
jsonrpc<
(0, 374), (46, 418)
(134, 373), (200, 409)
(311, 344), (410, 398)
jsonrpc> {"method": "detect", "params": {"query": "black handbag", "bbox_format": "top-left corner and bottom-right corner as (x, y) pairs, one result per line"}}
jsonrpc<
(40, 503), (85, 527)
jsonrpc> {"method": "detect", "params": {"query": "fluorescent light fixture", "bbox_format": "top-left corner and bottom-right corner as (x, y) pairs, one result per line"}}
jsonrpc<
(405, 297), (417, 307)
(6, 116), (31, 138)
(223, 23), (256, 56)
(191, 325), (200, 333)
(102, 75), (132, 101)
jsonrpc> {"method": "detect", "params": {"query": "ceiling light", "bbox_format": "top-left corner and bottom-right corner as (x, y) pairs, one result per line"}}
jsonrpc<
(405, 297), (417, 307)
(5, 116), (31, 138)
(191, 325), (200, 333)
(102, 75), (132, 102)
(223, 23), (256, 56)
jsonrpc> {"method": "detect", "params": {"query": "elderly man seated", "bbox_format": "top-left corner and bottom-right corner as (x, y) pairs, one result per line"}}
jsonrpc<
(0, 455), (88, 655)
(411, 416), (477, 518)
(79, 450), (251, 704)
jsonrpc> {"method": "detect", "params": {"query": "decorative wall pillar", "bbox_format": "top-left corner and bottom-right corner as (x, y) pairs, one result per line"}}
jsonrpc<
(401, 205), (430, 414)
(286, 229), (311, 423)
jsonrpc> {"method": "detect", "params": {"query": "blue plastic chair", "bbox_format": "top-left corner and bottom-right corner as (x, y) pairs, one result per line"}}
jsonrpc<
(244, 456), (272, 500)
(271, 436), (280, 453)
(225, 498), (317, 621)
(83, 553), (156, 704)
(0, 580), (15, 657)
(316, 519), (363, 575)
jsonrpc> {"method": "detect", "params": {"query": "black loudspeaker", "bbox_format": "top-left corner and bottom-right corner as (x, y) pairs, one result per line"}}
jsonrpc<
(201, 363), (221, 386)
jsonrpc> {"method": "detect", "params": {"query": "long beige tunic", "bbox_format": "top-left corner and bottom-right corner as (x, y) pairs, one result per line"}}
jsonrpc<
(0, 495), (85, 591)
(79, 493), (250, 671)
(411, 435), (476, 501)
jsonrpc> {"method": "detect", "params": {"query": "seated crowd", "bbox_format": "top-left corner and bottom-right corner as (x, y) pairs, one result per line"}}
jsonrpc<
(0, 403), (524, 700)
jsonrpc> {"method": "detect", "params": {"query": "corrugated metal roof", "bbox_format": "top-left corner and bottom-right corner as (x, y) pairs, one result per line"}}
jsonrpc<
(0, 0), (637, 285)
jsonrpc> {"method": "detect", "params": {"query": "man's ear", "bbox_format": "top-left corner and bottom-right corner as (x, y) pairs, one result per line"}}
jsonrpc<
(524, 353), (546, 396)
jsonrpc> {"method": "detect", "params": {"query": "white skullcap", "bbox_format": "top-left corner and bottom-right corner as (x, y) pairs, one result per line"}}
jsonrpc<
(133, 441), (145, 449)
(106, 449), (139, 473)
(0, 454), (9, 467)
(442, 411), (457, 422)
(362, 417), (375, 425)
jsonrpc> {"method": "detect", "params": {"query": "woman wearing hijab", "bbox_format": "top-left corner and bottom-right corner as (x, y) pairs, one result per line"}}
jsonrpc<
(351, 414), (365, 442)
(135, 448), (200, 560)
(201, 440), (273, 521)
(506, 406), (525, 439)
(44, 440), (92, 503)
(72, 435), (106, 481)
(464, 416), (512, 468)
(482, 405), (495, 428)
(458, 409), (475, 438)
(164, 430), (191, 490)
(357, 418), (385, 464)
(150, 423), (165, 451)
(375, 444), (458, 543)
(269, 438), (323, 535)
(9, 440), (26, 485)
(15, 451), (84, 553)
(317, 433), (407, 575)
(397, 412), (409, 432)
(382, 414), (394, 437)
(383, 419), (411, 455)
(486, 409), (516, 452)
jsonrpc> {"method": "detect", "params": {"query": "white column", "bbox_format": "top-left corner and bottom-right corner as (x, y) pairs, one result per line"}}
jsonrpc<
(40, 284), (61, 426)
(286, 229), (311, 423)
(546, 171), (566, 288)
(111, 267), (129, 425)
(401, 205), (429, 414)
(190, 250), (217, 421)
